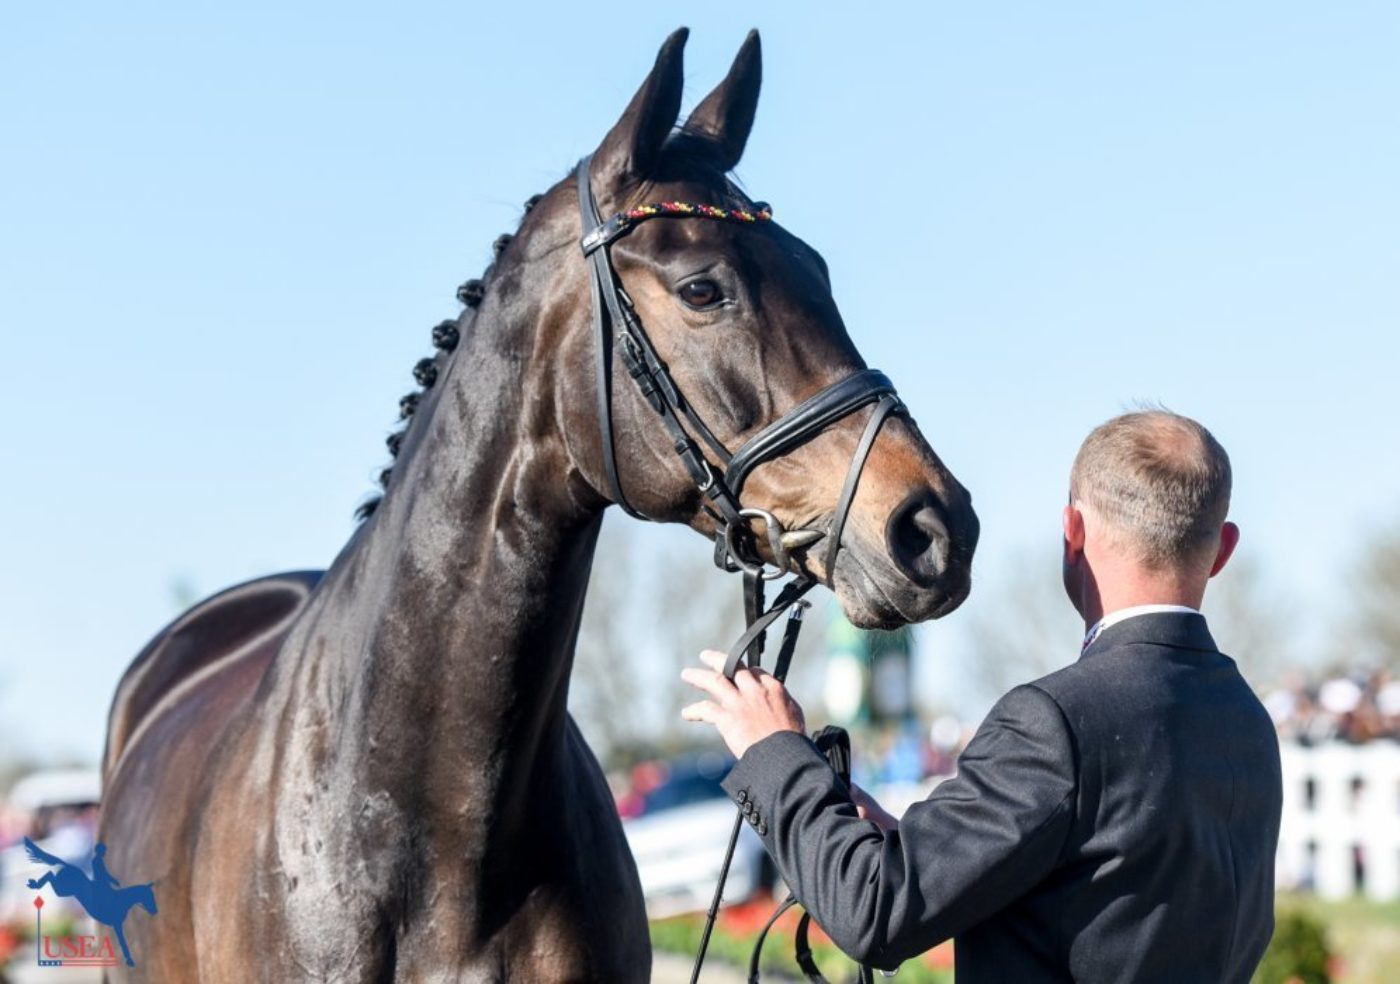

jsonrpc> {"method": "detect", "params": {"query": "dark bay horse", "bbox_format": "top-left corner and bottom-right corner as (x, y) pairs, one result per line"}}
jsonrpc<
(98, 28), (978, 982)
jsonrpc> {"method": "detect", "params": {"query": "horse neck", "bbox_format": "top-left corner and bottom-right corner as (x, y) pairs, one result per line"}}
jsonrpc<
(270, 270), (606, 837)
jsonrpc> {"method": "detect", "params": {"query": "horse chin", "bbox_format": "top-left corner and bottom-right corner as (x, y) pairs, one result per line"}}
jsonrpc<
(832, 553), (971, 630)
(837, 600), (908, 632)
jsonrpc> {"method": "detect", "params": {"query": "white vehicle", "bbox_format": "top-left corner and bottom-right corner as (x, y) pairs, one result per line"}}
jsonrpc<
(0, 769), (101, 925)
(621, 754), (771, 919)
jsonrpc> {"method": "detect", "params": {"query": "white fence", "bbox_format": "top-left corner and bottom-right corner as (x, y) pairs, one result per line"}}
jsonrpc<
(1276, 740), (1400, 900)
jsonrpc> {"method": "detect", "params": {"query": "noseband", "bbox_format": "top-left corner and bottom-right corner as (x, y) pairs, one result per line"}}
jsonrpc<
(577, 154), (894, 983)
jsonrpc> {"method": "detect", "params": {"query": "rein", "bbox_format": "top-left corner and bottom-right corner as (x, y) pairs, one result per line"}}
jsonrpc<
(576, 154), (893, 983)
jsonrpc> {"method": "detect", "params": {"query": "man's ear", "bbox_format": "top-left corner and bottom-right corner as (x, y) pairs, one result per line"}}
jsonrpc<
(685, 29), (762, 172)
(1063, 503), (1086, 565)
(1208, 521), (1240, 578)
(589, 28), (688, 197)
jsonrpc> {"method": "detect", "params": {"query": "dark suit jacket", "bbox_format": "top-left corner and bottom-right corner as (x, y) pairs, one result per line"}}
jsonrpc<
(722, 612), (1283, 983)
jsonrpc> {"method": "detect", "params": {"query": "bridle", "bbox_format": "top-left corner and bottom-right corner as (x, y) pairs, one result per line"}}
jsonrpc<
(577, 153), (904, 589)
(577, 153), (893, 982)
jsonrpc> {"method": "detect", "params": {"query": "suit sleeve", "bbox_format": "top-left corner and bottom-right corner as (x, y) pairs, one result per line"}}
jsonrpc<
(721, 683), (1077, 969)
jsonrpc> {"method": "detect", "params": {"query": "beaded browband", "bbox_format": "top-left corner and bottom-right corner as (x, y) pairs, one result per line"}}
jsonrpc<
(579, 199), (773, 255)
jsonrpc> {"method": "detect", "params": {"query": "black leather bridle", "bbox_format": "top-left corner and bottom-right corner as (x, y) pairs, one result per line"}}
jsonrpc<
(577, 154), (893, 982)
(577, 154), (904, 590)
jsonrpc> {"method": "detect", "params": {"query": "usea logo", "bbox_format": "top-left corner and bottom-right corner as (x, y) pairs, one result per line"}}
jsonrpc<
(25, 839), (157, 969)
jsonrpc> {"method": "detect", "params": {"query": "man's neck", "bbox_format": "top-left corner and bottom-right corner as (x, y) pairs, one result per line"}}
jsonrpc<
(1079, 566), (1208, 633)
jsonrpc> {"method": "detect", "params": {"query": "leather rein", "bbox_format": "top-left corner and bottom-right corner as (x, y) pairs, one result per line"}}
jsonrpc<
(576, 154), (890, 982)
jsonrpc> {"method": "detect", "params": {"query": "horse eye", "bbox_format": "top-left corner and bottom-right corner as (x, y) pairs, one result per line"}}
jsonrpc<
(679, 279), (723, 309)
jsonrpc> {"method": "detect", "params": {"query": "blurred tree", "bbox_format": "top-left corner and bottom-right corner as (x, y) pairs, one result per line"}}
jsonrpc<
(571, 519), (647, 766)
(1201, 552), (1297, 686)
(572, 520), (752, 769)
(962, 543), (1288, 703)
(1347, 520), (1400, 672)
(1252, 906), (1330, 984)
(652, 552), (744, 737)
(169, 573), (201, 613)
(571, 518), (840, 769)
(963, 546), (1082, 704)
(0, 754), (43, 794)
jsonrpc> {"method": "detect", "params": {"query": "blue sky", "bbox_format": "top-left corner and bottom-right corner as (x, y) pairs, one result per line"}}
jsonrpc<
(2, 2), (1397, 762)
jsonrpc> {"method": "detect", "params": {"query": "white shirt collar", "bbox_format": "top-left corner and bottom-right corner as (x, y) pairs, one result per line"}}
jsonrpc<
(1082, 604), (1200, 652)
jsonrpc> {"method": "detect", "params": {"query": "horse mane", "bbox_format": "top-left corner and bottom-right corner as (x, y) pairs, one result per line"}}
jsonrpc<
(353, 131), (740, 522)
(353, 192), (546, 521)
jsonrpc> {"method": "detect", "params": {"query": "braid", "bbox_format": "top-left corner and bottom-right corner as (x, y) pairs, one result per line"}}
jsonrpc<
(457, 279), (485, 308)
(412, 358), (438, 389)
(355, 188), (547, 522)
(432, 320), (460, 352)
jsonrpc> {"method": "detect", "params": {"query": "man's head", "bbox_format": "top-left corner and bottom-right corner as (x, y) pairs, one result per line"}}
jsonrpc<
(1062, 409), (1239, 623)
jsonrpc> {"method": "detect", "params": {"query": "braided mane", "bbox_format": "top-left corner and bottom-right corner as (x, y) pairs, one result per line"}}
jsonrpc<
(353, 193), (545, 521)
(353, 131), (748, 522)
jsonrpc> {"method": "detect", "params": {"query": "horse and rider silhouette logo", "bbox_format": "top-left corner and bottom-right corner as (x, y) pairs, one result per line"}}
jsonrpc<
(24, 838), (157, 968)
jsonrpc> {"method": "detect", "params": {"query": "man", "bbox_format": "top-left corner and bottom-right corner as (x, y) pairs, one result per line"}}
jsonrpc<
(682, 410), (1283, 982)
(92, 842), (121, 891)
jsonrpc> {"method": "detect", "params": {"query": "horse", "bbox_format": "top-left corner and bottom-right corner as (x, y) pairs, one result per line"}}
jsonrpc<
(97, 28), (979, 982)
(24, 839), (157, 968)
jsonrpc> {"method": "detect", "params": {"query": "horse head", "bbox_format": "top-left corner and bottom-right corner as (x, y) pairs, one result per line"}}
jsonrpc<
(135, 882), (158, 916)
(364, 28), (978, 628)
(526, 29), (978, 627)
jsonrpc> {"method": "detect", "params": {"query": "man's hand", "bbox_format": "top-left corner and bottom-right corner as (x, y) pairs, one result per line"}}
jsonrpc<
(681, 650), (806, 759)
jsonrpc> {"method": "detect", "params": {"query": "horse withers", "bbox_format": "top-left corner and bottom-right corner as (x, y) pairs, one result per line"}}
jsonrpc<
(98, 28), (978, 982)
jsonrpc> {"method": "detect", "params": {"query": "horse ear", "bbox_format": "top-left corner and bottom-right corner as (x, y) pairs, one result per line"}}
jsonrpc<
(591, 27), (688, 191)
(685, 30), (762, 172)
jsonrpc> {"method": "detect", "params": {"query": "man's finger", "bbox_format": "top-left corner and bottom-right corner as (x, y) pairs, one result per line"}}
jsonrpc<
(680, 667), (738, 704)
(680, 700), (722, 724)
(732, 666), (765, 696)
(701, 648), (773, 684)
(698, 649), (727, 673)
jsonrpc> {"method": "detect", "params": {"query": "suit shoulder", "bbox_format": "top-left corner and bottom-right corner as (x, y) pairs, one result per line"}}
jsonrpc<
(1021, 654), (1147, 732)
(1024, 657), (1100, 706)
(986, 682), (1076, 747)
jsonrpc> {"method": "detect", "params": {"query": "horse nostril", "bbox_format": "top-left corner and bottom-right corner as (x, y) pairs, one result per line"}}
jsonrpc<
(886, 492), (951, 585)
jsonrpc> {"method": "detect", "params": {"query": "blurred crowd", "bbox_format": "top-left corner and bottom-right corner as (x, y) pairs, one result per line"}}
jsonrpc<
(0, 771), (100, 853)
(848, 715), (968, 787)
(1263, 669), (1400, 744)
(0, 770), (103, 966)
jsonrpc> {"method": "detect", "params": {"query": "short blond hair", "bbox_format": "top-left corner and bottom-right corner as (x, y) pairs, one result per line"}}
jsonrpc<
(1070, 410), (1232, 568)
